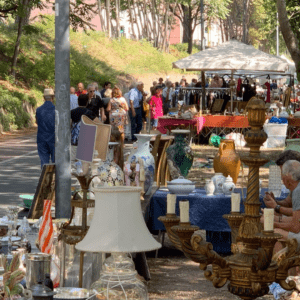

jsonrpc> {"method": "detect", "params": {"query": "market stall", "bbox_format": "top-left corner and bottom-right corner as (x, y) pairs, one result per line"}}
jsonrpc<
(161, 39), (294, 140)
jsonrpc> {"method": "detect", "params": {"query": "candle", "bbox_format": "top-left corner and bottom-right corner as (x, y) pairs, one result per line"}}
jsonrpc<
(136, 163), (140, 172)
(167, 194), (176, 214)
(179, 201), (189, 223)
(264, 208), (274, 231)
(231, 193), (241, 212)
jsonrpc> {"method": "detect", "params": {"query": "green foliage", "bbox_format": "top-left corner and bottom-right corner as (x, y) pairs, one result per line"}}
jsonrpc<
(170, 43), (200, 55)
(0, 86), (34, 130)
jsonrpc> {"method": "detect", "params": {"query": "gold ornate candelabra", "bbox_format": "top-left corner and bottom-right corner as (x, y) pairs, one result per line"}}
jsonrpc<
(159, 97), (300, 300)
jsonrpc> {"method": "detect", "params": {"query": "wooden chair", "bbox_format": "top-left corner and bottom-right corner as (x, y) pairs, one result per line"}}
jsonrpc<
(151, 134), (161, 182)
(156, 139), (172, 187)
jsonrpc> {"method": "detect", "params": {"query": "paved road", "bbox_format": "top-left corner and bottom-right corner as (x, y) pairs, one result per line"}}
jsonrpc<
(0, 133), (41, 216)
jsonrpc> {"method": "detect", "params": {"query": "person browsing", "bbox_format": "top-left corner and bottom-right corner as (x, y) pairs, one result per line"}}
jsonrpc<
(128, 81), (144, 141)
(86, 84), (106, 122)
(36, 88), (55, 168)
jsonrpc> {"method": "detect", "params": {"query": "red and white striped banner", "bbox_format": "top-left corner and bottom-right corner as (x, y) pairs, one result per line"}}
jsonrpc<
(38, 200), (53, 254)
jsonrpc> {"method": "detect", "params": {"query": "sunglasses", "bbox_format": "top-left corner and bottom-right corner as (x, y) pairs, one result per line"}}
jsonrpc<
(89, 90), (95, 93)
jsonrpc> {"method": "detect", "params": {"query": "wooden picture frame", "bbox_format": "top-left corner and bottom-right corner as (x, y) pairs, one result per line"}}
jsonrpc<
(211, 98), (224, 113)
(28, 164), (56, 219)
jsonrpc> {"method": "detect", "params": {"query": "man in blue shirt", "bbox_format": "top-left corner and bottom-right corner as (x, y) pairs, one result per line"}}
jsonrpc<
(36, 88), (55, 168)
(129, 82), (145, 141)
(70, 86), (78, 110)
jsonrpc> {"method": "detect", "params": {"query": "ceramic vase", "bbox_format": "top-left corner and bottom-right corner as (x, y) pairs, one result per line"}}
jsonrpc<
(222, 176), (235, 196)
(166, 129), (194, 179)
(97, 142), (124, 187)
(211, 173), (226, 195)
(205, 179), (215, 196)
(213, 139), (241, 184)
(127, 134), (155, 194)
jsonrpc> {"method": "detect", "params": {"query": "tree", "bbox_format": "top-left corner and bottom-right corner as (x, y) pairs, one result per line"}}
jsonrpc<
(170, 0), (231, 54)
(277, 0), (300, 80)
(1, 0), (98, 78)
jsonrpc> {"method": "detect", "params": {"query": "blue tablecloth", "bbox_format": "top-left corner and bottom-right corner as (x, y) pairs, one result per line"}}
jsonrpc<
(146, 188), (287, 254)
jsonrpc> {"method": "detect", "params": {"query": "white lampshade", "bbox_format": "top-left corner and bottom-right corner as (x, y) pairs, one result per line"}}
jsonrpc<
(76, 186), (161, 253)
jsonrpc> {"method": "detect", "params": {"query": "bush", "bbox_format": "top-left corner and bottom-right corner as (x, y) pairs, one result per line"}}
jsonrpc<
(0, 87), (35, 131)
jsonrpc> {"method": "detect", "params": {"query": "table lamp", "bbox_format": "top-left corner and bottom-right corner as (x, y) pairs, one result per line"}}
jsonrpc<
(76, 186), (161, 299)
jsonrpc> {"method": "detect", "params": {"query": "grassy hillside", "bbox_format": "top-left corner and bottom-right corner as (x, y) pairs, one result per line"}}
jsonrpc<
(0, 16), (198, 132)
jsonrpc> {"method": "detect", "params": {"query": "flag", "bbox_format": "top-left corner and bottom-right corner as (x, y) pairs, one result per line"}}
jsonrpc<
(38, 200), (53, 254)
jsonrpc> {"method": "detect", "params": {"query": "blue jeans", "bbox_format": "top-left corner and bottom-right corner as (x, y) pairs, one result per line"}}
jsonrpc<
(151, 119), (158, 128)
(37, 141), (55, 168)
(129, 107), (143, 141)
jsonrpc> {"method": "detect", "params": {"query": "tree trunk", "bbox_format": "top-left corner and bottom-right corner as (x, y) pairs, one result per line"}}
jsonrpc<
(98, 0), (106, 32)
(162, 0), (169, 51)
(136, 1), (146, 38)
(182, 4), (189, 43)
(11, 0), (28, 78)
(115, 0), (120, 38)
(141, 1), (151, 41)
(132, 0), (141, 39)
(105, 0), (111, 38)
(151, 0), (157, 46)
(277, 0), (300, 79)
(166, 0), (178, 52)
(155, 0), (164, 48)
(127, 0), (136, 39)
(145, 0), (153, 42)
(219, 18), (224, 43)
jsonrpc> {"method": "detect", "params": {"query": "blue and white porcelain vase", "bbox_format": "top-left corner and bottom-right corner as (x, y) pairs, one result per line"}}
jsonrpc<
(127, 134), (155, 194)
(97, 142), (124, 187)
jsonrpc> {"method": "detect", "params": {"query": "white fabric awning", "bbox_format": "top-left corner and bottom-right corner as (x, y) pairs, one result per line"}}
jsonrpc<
(173, 40), (289, 73)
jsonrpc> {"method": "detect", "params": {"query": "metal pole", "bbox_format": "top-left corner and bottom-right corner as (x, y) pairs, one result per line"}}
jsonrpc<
(276, 12), (279, 56)
(55, 0), (71, 219)
(200, 0), (204, 51)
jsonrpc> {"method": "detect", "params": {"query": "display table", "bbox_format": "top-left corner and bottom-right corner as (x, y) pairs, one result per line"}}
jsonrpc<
(157, 117), (205, 135)
(146, 188), (287, 254)
(201, 115), (249, 138)
(157, 115), (249, 139)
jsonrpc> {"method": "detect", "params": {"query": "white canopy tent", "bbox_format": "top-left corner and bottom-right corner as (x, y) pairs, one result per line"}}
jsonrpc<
(173, 40), (289, 73)
(172, 40), (290, 111)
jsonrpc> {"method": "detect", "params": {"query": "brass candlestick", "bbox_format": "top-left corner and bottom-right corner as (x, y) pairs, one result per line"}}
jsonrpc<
(158, 214), (181, 251)
(160, 97), (300, 299)
(223, 212), (244, 253)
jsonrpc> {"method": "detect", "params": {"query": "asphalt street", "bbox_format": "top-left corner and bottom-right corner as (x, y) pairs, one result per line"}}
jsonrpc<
(0, 133), (41, 217)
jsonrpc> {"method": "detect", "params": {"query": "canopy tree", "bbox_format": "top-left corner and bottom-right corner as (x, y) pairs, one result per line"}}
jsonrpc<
(277, 0), (300, 80)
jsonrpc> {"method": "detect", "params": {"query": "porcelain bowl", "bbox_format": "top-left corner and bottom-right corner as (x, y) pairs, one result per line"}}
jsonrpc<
(167, 176), (196, 195)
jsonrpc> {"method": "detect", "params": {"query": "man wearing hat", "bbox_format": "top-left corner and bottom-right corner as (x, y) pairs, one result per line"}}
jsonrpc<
(36, 88), (55, 168)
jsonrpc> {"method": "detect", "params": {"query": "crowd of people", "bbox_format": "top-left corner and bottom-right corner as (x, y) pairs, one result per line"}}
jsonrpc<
(35, 75), (297, 168)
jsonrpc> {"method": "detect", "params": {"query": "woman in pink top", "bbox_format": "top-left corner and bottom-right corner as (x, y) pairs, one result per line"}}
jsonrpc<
(149, 86), (163, 129)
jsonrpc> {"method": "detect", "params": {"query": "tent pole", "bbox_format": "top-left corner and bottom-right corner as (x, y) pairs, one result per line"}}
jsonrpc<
(201, 71), (205, 112)
(230, 70), (234, 112)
